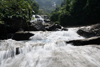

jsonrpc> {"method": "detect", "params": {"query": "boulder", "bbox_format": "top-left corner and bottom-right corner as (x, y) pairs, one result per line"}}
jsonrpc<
(33, 21), (45, 31)
(27, 20), (45, 31)
(77, 24), (100, 38)
(25, 25), (39, 31)
(45, 24), (62, 31)
(0, 23), (7, 40)
(41, 15), (49, 20)
(0, 23), (25, 40)
(16, 47), (20, 55)
(12, 31), (34, 41)
(62, 27), (68, 31)
(3, 17), (28, 33)
(44, 19), (50, 23)
(77, 29), (94, 38)
(35, 15), (40, 18)
(66, 36), (100, 46)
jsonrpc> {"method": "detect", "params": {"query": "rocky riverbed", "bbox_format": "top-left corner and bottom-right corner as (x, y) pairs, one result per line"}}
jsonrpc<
(0, 15), (100, 67)
(0, 15), (67, 40)
(0, 27), (100, 67)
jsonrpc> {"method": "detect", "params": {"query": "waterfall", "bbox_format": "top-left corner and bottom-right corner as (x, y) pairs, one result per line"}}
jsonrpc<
(30, 15), (45, 24)
(0, 28), (100, 67)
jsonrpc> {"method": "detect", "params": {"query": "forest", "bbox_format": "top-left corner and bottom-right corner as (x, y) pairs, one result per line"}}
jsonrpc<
(0, 0), (100, 27)
(50, 0), (100, 26)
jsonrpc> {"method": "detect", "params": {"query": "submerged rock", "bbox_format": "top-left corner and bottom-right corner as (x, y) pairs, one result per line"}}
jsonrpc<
(66, 36), (100, 46)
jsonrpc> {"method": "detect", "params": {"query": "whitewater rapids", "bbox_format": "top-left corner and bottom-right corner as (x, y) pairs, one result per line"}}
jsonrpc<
(0, 28), (100, 67)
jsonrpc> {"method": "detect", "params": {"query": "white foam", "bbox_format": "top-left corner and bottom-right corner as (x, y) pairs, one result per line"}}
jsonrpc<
(0, 28), (100, 67)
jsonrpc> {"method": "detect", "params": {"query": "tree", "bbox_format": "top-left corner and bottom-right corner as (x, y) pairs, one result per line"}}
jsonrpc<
(0, 0), (32, 21)
(50, 0), (100, 26)
(0, 0), (33, 32)
(25, 0), (39, 14)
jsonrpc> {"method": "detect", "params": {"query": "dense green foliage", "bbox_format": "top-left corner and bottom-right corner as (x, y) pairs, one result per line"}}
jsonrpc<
(0, 0), (39, 21)
(0, 0), (32, 21)
(25, 0), (39, 14)
(0, 0), (39, 28)
(35, 0), (62, 14)
(50, 0), (100, 26)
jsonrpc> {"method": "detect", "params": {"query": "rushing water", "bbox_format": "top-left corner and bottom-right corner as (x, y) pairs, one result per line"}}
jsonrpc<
(0, 28), (100, 67)
(30, 15), (44, 24)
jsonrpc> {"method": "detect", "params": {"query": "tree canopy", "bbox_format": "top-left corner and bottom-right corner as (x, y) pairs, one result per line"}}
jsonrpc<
(0, 0), (39, 32)
(50, 0), (100, 26)
(0, 0), (32, 21)
(0, 0), (39, 21)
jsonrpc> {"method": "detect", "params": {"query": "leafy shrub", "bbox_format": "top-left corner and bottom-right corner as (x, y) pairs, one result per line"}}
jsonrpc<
(0, 0), (32, 21)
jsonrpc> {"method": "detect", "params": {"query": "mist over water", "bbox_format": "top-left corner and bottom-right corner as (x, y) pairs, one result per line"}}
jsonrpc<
(0, 28), (100, 67)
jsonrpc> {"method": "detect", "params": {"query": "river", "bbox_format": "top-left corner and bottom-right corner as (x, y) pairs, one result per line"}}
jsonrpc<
(0, 27), (100, 67)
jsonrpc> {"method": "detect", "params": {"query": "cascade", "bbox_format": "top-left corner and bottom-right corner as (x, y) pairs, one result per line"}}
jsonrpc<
(0, 27), (100, 67)
(30, 15), (45, 24)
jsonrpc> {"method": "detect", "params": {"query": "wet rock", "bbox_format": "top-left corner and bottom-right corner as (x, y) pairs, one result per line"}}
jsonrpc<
(28, 20), (45, 31)
(62, 27), (68, 31)
(45, 23), (68, 31)
(45, 24), (62, 31)
(12, 31), (34, 41)
(33, 21), (45, 31)
(77, 29), (94, 38)
(7, 33), (14, 39)
(26, 25), (39, 31)
(44, 19), (50, 23)
(66, 36), (100, 46)
(41, 15), (49, 19)
(16, 47), (20, 55)
(25, 23), (45, 31)
(35, 15), (40, 18)
(77, 24), (100, 38)
(0, 23), (7, 40)
(4, 18), (28, 33)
